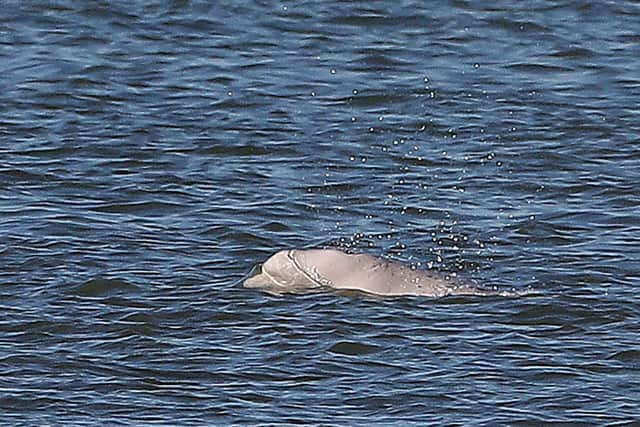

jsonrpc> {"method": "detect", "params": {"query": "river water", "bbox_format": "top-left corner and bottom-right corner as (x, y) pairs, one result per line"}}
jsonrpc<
(1, 0), (639, 425)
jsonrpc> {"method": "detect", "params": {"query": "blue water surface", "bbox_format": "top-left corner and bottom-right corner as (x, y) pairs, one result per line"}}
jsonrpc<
(1, 0), (639, 425)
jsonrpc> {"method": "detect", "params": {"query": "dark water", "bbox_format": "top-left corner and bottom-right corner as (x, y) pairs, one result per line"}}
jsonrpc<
(2, 0), (639, 424)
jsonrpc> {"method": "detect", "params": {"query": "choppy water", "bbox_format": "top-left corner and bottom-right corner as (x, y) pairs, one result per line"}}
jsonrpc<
(1, 0), (639, 425)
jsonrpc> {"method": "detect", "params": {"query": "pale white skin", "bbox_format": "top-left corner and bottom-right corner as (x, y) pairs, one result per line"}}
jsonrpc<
(244, 248), (498, 297)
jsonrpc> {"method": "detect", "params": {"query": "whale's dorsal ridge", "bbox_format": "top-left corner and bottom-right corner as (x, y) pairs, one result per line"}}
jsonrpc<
(244, 248), (523, 298)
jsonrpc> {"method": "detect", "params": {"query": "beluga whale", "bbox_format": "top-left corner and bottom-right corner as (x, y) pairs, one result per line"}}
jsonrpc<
(244, 248), (519, 297)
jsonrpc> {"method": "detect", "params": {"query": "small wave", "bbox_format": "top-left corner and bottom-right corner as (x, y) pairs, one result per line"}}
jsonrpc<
(71, 277), (139, 297)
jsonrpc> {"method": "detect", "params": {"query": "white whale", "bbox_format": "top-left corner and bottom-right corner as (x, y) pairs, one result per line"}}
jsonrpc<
(244, 248), (517, 297)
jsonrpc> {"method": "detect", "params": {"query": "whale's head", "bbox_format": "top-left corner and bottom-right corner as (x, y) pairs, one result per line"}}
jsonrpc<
(243, 250), (322, 294)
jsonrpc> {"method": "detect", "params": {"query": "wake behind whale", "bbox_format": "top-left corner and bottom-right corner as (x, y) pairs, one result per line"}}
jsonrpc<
(244, 248), (528, 298)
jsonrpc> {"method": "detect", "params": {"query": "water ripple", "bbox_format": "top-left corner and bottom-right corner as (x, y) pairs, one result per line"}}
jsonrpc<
(1, 0), (639, 425)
